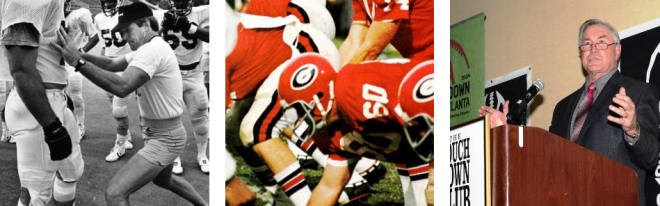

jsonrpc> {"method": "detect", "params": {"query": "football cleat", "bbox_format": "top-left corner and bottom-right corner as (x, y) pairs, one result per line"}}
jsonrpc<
(105, 140), (127, 162)
(198, 156), (209, 174)
(172, 156), (183, 175)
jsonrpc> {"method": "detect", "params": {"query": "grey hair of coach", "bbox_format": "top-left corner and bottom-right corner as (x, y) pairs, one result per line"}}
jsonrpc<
(578, 19), (621, 48)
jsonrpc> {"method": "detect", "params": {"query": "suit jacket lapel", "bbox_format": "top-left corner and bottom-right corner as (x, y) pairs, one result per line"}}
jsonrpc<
(577, 72), (623, 141)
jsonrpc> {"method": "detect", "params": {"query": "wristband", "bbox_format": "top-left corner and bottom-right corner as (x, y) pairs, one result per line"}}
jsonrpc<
(188, 24), (198, 35)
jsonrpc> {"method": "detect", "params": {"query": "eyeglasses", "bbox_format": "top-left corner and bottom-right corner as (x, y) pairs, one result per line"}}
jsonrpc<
(579, 42), (617, 52)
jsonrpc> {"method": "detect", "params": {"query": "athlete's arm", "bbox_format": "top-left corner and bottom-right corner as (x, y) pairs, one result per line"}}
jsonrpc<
(78, 65), (148, 98)
(3, 23), (59, 126)
(52, 28), (143, 97)
(195, 26), (209, 42)
(307, 162), (350, 206)
(81, 35), (99, 53)
(343, 20), (400, 66)
(339, 21), (368, 67)
(80, 52), (128, 72)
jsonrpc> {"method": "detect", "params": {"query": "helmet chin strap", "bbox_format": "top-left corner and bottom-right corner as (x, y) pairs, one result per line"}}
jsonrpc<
(312, 81), (334, 127)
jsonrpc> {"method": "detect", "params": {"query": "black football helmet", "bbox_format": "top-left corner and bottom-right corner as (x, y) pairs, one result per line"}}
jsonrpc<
(169, 0), (193, 17)
(100, 0), (120, 17)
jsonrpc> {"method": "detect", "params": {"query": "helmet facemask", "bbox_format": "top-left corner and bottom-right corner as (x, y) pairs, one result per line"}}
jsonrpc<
(281, 81), (334, 143)
(402, 114), (434, 162)
(100, 0), (119, 17)
(169, 0), (193, 17)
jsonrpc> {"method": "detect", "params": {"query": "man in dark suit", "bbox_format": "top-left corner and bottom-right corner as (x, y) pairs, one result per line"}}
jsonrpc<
(480, 19), (660, 205)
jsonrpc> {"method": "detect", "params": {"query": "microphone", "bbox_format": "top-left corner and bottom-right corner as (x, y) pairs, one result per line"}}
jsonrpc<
(507, 79), (545, 125)
(517, 79), (544, 105)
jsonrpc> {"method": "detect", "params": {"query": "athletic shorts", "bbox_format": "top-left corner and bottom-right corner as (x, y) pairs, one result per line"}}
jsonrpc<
(137, 116), (186, 166)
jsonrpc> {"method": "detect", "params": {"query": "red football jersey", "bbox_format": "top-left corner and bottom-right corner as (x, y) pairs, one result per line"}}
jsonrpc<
(226, 25), (292, 100)
(311, 60), (421, 162)
(352, 0), (434, 60)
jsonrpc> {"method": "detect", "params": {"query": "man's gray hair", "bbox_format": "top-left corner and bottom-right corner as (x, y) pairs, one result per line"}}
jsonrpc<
(578, 19), (620, 46)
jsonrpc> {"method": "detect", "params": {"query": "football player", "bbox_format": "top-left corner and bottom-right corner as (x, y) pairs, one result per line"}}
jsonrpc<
(396, 61), (434, 205)
(89, 0), (139, 162)
(339, 0), (433, 66)
(227, 0), (394, 204)
(278, 54), (433, 206)
(1, 0), (83, 205)
(64, 0), (99, 139)
(152, 0), (210, 174)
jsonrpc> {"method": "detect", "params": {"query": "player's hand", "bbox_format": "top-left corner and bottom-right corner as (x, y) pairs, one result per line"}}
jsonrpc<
(175, 15), (194, 34)
(479, 101), (509, 128)
(42, 119), (72, 161)
(51, 27), (82, 66)
(161, 11), (177, 31)
(607, 87), (640, 138)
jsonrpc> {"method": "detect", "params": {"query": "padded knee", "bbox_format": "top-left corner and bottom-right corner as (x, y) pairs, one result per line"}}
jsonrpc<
(53, 177), (77, 202)
(112, 97), (129, 119)
(191, 109), (209, 137)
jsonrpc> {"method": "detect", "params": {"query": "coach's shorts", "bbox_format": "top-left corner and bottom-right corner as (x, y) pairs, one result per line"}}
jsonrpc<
(137, 116), (186, 166)
(5, 89), (83, 201)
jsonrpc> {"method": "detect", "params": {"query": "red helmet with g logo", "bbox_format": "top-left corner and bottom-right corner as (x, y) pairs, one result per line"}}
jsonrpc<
(397, 60), (434, 161)
(278, 53), (337, 142)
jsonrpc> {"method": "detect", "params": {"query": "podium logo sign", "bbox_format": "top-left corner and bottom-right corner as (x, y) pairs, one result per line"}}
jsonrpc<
(485, 66), (531, 116)
(450, 118), (487, 206)
(450, 13), (485, 127)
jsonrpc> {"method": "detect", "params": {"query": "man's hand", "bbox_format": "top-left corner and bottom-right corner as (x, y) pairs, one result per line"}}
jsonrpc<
(51, 27), (82, 66)
(161, 11), (177, 31)
(607, 87), (640, 138)
(175, 15), (194, 34)
(42, 119), (72, 160)
(479, 101), (509, 128)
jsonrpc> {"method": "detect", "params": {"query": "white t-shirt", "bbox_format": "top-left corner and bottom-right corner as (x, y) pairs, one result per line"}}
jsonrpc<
(0, 0), (67, 84)
(153, 5), (209, 66)
(94, 13), (131, 57)
(125, 36), (183, 119)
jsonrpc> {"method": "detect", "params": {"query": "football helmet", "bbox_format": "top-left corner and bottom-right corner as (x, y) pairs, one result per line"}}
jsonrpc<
(288, 0), (336, 39)
(100, 0), (119, 17)
(397, 60), (434, 162)
(169, 0), (193, 17)
(64, 0), (72, 15)
(278, 53), (338, 142)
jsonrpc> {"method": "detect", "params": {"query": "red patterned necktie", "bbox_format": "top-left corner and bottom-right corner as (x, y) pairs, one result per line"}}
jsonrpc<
(570, 82), (596, 142)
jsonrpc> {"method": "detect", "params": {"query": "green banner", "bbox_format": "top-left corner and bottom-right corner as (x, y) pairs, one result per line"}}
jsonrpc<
(450, 13), (486, 127)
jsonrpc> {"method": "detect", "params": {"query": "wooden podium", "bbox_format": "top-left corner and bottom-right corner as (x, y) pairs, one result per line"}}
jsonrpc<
(490, 125), (639, 205)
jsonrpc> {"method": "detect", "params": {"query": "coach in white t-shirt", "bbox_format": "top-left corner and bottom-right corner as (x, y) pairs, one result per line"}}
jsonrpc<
(51, 2), (207, 206)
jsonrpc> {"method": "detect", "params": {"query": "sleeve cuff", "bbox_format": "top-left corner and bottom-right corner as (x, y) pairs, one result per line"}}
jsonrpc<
(624, 128), (640, 146)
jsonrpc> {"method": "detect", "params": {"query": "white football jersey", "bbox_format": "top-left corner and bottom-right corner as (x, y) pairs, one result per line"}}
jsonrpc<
(0, 0), (67, 84)
(94, 13), (131, 57)
(153, 5), (209, 66)
(65, 8), (97, 49)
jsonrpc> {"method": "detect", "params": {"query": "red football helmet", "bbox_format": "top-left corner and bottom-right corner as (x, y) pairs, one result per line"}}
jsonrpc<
(397, 60), (434, 161)
(278, 53), (337, 142)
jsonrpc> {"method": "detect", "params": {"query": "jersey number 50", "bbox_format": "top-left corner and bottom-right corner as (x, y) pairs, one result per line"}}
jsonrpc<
(101, 29), (127, 47)
(363, 84), (390, 119)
